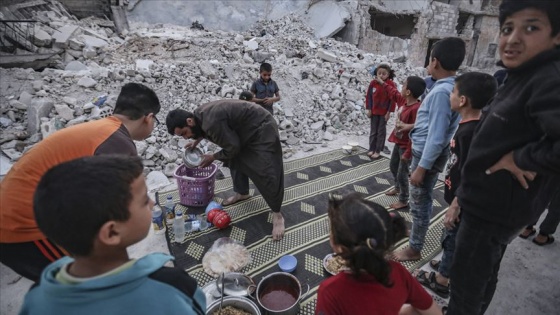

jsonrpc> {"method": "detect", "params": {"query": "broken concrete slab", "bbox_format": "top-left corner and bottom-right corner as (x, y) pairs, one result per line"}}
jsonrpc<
(65, 60), (88, 71)
(52, 25), (79, 48)
(80, 35), (109, 49)
(28, 98), (54, 135)
(54, 104), (75, 121)
(199, 61), (217, 79)
(77, 77), (97, 88)
(32, 27), (53, 47)
(305, 0), (351, 39)
(317, 49), (338, 63)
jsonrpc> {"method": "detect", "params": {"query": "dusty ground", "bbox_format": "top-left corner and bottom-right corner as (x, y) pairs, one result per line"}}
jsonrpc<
(1, 136), (558, 314)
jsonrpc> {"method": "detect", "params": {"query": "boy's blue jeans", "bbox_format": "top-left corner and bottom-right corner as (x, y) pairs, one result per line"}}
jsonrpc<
(389, 145), (410, 203)
(408, 149), (448, 252)
(447, 213), (522, 315)
(438, 219), (460, 278)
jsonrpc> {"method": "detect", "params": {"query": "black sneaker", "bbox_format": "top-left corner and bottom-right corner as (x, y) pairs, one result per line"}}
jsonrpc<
(216, 169), (225, 180)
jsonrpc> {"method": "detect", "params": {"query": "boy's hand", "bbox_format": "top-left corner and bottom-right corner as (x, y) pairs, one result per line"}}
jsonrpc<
(385, 112), (390, 121)
(410, 167), (426, 187)
(199, 154), (215, 168)
(486, 151), (536, 189)
(444, 198), (461, 230)
(400, 155), (410, 162)
(185, 139), (199, 150)
(263, 98), (273, 105)
(365, 109), (372, 118)
(375, 77), (384, 84)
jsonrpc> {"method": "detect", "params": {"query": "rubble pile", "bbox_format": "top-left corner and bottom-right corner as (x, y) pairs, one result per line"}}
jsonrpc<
(1, 12), (427, 177)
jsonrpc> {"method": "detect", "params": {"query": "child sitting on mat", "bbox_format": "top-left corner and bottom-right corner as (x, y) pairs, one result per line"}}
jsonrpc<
(315, 193), (442, 315)
(20, 155), (206, 315)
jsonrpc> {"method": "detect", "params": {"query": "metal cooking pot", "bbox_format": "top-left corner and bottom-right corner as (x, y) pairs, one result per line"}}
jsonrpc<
(217, 272), (256, 297)
(206, 296), (261, 315)
(183, 147), (204, 168)
(256, 272), (310, 315)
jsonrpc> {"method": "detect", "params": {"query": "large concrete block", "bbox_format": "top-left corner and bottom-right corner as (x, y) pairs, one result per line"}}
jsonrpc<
(81, 35), (108, 48)
(52, 25), (79, 48)
(317, 49), (338, 63)
(28, 98), (54, 135)
(32, 27), (52, 47)
(306, 0), (351, 38)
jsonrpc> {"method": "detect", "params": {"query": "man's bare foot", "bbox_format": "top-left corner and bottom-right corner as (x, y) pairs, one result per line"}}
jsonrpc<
(389, 201), (408, 210)
(385, 187), (400, 196)
(392, 247), (421, 262)
(272, 212), (285, 241)
(222, 193), (250, 206)
(371, 152), (381, 159)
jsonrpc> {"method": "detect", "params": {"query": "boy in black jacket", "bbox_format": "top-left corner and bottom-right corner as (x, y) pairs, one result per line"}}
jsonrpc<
(447, 1), (560, 314)
(414, 72), (497, 299)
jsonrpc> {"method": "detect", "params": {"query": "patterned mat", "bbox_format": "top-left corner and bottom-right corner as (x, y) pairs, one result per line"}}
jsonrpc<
(157, 147), (448, 314)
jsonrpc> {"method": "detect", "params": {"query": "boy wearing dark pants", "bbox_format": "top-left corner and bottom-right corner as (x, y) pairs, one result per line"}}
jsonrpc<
(20, 156), (205, 315)
(448, 1), (560, 314)
(393, 37), (466, 262)
(379, 76), (426, 210)
(414, 72), (498, 299)
(250, 62), (280, 115)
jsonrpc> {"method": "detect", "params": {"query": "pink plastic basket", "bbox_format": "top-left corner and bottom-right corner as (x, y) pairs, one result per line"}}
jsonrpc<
(174, 163), (218, 207)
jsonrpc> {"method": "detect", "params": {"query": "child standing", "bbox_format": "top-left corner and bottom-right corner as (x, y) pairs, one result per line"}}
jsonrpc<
(448, 1), (560, 313)
(20, 155), (206, 315)
(414, 72), (498, 299)
(378, 76), (426, 210)
(364, 63), (397, 159)
(393, 37), (466, 262)
(315, 194), (441, 315)
(250, 62), (281, 115)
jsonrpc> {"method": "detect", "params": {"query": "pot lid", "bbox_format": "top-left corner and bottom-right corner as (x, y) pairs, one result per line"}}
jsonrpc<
(217, 272), (256, 297)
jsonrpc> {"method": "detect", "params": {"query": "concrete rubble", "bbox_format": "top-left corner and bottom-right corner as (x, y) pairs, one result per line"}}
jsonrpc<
(1, 8), (427, 177)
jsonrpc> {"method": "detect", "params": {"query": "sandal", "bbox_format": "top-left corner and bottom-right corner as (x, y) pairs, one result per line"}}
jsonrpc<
(414, 270), (450, 299)
(532, 234), (555, 246)
(389, 201), (408, 210)
(385, 188), (400, 196)
(519, 227), (536, 239)
(429, 259), (440, 272)
(221, 194), (251, 206)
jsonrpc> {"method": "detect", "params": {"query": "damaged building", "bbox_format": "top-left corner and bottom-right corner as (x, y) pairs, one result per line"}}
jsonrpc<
(336, 0), (501, 70)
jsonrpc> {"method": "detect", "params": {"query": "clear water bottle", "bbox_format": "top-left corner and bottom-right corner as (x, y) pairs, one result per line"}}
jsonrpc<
(152, 205), (165, 235)
(164, 195), (175, 226)
(173, 209), (185, 243)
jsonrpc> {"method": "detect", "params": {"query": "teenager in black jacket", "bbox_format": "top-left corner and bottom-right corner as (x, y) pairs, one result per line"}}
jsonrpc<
(447, 1), (560, 314)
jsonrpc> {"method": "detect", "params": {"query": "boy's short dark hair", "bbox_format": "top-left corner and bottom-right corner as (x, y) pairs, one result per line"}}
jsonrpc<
(239, 91), (253, 101)
(431, 37), (466, 71)
(455, 72), (498, 110)
(499, 0), (560, 36)
(113, 83), (161, 120)
(34, 155), (144, 257)
(260, 62), (272, 73)
(405, 76), (426, 99)
(165, 108), (194, 135)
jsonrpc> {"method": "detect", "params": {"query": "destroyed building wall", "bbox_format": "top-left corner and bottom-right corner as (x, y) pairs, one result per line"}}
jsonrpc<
(470, 15), (500, 69)
(57, 0), (114, 19)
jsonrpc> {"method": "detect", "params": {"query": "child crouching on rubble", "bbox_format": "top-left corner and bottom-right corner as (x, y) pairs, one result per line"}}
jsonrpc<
(19, 155), (206, 315)
(315, 193), (442, 315)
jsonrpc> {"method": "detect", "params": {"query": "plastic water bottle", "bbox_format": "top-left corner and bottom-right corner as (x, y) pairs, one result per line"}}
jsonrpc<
(173, 209), (185, 243)
(152, 205), (165, 235)
(164, 195), (175, 226)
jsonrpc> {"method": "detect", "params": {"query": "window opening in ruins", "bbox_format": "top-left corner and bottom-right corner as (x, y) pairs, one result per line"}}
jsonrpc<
(424, 39), (439, 68)
(487, 43), (497, 57)
(456, 13), (471, 34)
(369, 8), (416, 39)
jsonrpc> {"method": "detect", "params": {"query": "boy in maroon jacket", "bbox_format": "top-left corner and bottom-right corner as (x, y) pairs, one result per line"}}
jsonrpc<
(377, 76), (426, 210)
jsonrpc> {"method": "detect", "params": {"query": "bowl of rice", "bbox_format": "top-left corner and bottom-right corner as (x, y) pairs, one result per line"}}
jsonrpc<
(206, 296), (261, 315)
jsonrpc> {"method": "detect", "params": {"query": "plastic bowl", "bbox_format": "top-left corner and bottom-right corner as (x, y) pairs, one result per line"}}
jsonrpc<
(347, 141), (359, 150)
(278, 255), (297, 273)
(342, 145), (352, 154)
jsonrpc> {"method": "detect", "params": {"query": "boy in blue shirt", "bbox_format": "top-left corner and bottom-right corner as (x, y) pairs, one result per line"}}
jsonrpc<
(393, 37), (466, 262)
(250, 62), (280, 115)
(20, 155), (205, 315)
